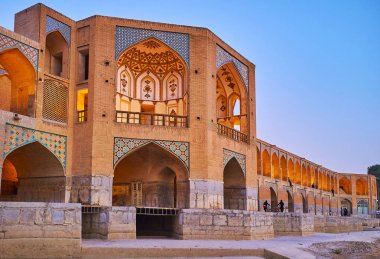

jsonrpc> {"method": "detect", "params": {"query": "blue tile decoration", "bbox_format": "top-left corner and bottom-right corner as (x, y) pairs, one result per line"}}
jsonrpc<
(223, 148), (246, 176)
(3, 123), (67, 169)
(114, 137), (189, 170)
(216, 45), (249, 88)
(46, 16), (71, 45)
(0, 34), (39, 70)
(115, 26), (189, 66)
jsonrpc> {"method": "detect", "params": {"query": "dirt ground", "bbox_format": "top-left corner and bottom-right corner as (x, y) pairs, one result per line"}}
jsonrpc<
(306, 238), (380, 259)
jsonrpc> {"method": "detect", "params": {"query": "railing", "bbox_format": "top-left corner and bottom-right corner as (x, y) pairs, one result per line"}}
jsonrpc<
(77, 110), (87, 122)
(116, 111), (188, 128)
(217, 123), (249, 143)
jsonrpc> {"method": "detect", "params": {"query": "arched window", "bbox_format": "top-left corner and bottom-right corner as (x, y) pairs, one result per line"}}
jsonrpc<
(233, 98), (240, 116)
(357, 200), (368, 215)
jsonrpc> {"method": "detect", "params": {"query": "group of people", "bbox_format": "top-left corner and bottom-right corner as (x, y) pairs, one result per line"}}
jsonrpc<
(263, 199), (285, 212)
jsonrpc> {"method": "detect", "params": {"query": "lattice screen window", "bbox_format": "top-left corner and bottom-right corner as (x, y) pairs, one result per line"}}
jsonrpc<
(132, 182), (143, 206)
(43, 79), (68, 123)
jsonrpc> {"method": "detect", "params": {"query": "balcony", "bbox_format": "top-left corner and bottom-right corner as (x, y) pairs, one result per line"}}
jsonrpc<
(116, 111), (188, 128)
(77, 110), (88, 123)
(217, 123), (248, 143)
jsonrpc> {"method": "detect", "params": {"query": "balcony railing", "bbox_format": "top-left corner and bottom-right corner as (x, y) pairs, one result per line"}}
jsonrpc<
(217, 123), (249, 143)
(77, 110), (87, 122)
(116, 111), (188, 128)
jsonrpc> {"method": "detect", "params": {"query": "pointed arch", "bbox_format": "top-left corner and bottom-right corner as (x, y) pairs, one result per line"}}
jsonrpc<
(262, 150), (271, 177)
(339, 176), (352, 195)
(356, 178), (368, 195)
(0, 48), (36, 116)
(280, 155), (287, 181)
(1, 141), (65, 202)
(224, 157), (246, 210)
(288, 158), (294, 183)
(163, 70), (183, 100)
(45, 30), (69, 78)
(295, 161), (301, 184)
(116, 65), (134, 97)
(113, 142), (189, 208)
(272, 153), (280, 179)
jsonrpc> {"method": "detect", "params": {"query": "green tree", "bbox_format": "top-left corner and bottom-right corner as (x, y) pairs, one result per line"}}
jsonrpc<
(368, 164), (380, 209)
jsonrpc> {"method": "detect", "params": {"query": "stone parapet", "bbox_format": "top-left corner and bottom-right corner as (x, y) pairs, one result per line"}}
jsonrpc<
(82, 206), (136, 240)
(314, 215), (364, 233)
(0, 202), (81, 258)
(273, 213), (314, 236)
(175, 208), (274, 240)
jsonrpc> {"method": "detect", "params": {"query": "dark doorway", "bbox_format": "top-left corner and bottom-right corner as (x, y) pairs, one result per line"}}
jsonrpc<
(136, 214), (176, 238)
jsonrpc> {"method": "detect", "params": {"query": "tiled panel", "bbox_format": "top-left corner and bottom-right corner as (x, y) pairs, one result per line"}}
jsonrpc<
(46, 16), (71, 45)
(216, 45), (248, 88)
(223, 148), (246, 176)
(114, 137), (189, 169)
(3, 123), (67, 169)
(0, 34), (39, 70)
(115, 26), (189, 66)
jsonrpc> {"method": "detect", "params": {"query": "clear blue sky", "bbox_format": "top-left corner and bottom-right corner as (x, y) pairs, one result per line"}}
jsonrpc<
(1, 0), (379, 173)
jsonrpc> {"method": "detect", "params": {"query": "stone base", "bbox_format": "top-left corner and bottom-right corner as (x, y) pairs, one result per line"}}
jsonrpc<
(69, 175), (112, 206)
(273, 213), (314, 236)
(82, 206), (136, 240)
(0, 238), (81, 259)
(175, 209), (274, 240)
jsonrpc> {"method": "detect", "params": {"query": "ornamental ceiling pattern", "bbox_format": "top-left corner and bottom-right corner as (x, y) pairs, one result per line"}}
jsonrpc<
(223, 148), (246, 176)
(3, 124), (67, 169)
(117, 38), (185, 80)
(114, 137), (189, 170)
(115, 26), (189, 66)
(46, 16), (71, 45)
(0, 34), (39, 70)
(216, 45), (249, 88)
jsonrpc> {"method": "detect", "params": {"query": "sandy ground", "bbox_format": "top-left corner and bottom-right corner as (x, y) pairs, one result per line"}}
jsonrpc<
(83, 229), (380, 258)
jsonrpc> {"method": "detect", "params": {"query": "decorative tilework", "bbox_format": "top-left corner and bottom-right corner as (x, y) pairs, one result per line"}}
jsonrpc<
(216, 45), (248, 88)
(115, 26), (189, 66)
(114, 137), (189, 170)
(223, 148), (246, 176)
(46, 16), (71, 45)
(3, 124), (67, 169)
(0, 34), (39, 70)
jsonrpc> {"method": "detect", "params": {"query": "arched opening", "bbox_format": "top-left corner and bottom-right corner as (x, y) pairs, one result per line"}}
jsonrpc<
(113, 142), (189, 237)
(302, 193), (308, 213)
(216, 63), (248, 134)
(287, 159), (294, 184)
(272, 153), (280, 179)
(341, 199), (352, 216)
(0, 142), (65, 202)
(357, 199), (368, 215)
(295, 161), (301, 184)
(339, 177), (352, 195)
(45, 31), (69, 78)
(287, 191), (294, 212)
(307, 166), (312, 187)
(262, 150), (271, 177)
(0, 48), (36, 116)
(280, 156), (287, 181)
(256, 147), (261, 175)
(224, 157), (246, 210)
(301, 164), (307, 186)
(356, 178), (368, 195)
(116, 37), (188, 127)
(270, 187), (278, 212)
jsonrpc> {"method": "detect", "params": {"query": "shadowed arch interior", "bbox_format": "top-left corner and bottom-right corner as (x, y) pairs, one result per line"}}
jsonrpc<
(113, 142), (189, 208)
(223, 157), (246, 210)
(287, 191), (294, 212)
(339, 177), (352, 195)
(0, 48), (36, 116)
(0, 141), (65, 202)
(270, 187), (278, 211)
(45, 30), (69, 78)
